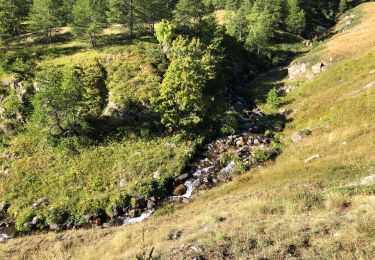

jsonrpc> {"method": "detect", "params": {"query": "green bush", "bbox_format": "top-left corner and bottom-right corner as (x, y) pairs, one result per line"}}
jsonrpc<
(15, 208), (35, 232)
(266, 87), (282, 109)
(252, 149), (274, 163)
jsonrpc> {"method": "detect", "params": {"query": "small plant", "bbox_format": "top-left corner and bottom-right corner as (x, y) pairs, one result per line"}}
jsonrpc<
(234, 162), (248, 175)
(266, 87), (282, 109)
(136, 228), (155, 260)
(252, 149), (274, 163)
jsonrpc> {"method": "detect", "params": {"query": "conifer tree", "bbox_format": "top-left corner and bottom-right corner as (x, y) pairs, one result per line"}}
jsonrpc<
(108, 0), (137, 38)
(285, 0), (306, 35)
(29, 0), (64, 42)
(0, 0), (20, 39)
(173, 0), (208, 29)
(72, 0), (108, 47)
(151, 36), (217, 131)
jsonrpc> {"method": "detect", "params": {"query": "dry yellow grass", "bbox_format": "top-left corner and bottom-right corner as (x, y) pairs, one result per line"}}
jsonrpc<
(1, 3), (375, 259)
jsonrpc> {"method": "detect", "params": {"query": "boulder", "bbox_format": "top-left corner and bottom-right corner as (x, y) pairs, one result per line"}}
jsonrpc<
(133, 197), (148, 209)
(217, 161), (236, 182)
(288, 63), (308, 79)
(128, 209), (141, 218)
(103, 218), (124, 228)
(173, 184), (187, 196)
(291, 129), (311, 142)
(304, 155), (320, 163)
(168, 229), (182, 240)
(147, 198), (156, 210)
(0, 202), (9, 213)
(31, 216), (40, 225)
(175, 173), (190, 183)
(49, 223), (62, 231)
(312, 62), (325, 74)
(32, 197), (47, 208)
(111, 205), (124, 218)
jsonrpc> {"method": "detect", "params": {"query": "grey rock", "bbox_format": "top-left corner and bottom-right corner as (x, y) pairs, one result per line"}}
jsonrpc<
(32, 197), (47, 208)
(147, 198), (156, 210)
(304, 155), (320, 163)
(168, 229), (182, 240)
(217, 161), (236, 182)
(312, 62), (325, 74)
(31, 216), (40, 225)
(49, 223), (62, 231)
(103, 218), (124, 228)
(173, 184), (187, 196)
(291, 129), (312, 142)
(288, 63), (308, 79)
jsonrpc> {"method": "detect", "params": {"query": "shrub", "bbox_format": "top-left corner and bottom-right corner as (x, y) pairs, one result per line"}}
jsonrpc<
(266, 87), (282, 109)
(252, 149), (274, 163)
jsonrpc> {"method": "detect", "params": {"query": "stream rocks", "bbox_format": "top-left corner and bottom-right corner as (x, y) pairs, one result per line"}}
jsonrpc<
(173, 184), (187, 196)
(217, 161), (236, 182)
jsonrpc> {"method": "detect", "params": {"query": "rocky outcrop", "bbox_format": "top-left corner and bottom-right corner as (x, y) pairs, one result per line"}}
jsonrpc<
(217, 161), (236, 182)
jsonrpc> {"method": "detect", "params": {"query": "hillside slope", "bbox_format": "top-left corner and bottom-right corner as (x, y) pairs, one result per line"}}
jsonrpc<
(1, 2), (375, 259)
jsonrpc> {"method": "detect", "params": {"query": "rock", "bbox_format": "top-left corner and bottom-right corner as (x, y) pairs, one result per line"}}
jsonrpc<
(147, 198), (156, 210)
(168, 229), (182, 240)
(237, 145), (251, 155)
(133, 197), (148, 209)
(288, 63), (308, 79)
(111, 205), (124, 218)
(291, 129), (311, 142)
(0, 233), (12, 242)
(119, 178), (127, 187)
(0, 222), (9, 228)
(128, 209), (141, 218)
(165, 142), (176, 148)
(253, 138), (260, 145)
(152, 171), (160, 179)
(173, 184), (187, 196)
(32, 197), (47, 208)
(175, 173), (190, 183)
(49, 223), (62, 231)
(103, 218), (124, 228)
(0, 202), (9, 213)
(83, 214), (95, 221)
(355, 174), (375, 186)
(312, 62), (326, 74)
(279, 85), (295, 94)
(363, 81), (374, 90)
(31, 216), (40, 225)
(217, 161), (236, 182)
(304, 155), (320, 163)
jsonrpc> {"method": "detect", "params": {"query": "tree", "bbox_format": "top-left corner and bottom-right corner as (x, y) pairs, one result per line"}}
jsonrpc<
(72, 0), (108, 47)
(29, 0), (64, 41)
(108, 0), (137, 38)
(339, 0), (349, 13)
(137, 0), (170, 35)
(0, 0), (20, 39)
(246, 6), (274, 54)
(285, 0), (306, 35)
(151, 36), (217, 131)
(173, 0), (208, 29)
(226, 0), (252, 42)
(32, 64), (107, 138)
(155, 20), (175, 52)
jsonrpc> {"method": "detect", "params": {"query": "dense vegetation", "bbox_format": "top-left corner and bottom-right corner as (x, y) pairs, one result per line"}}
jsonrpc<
(0, 0), (367, 232)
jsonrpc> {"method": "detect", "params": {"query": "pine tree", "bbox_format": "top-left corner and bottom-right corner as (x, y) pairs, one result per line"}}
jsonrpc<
(108, 0), (137, 38)
(72, 0), (108, 47)
(137, 0), (170, 35)
(155, 20), (175, 52)
(29, 0), (64, 42)
(151, 36), (217, 131)
(285, 0), (306, 35)
(0, 0), (20, 39)
(173, 0), (208, 29)
(226, 0), (252, 41)
(246, 4), (273, 54)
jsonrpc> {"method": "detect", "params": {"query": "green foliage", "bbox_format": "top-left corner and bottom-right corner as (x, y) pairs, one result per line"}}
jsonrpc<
(15, 208), (35, 232)
(266, 87), (282, 109)
(0, 0), (19, 39)
(252, 148), (274, 163)
(151, 36), (218, 131)
(29, 0), (64, 41)
(71, 0), (108, 47)
(108, 0), (137, 37)
(220, 110), (238, 135)
(173, 0), (208, 29)
(226, 0), (251, 42)
(31, 64), (107, 139)
(286, 0), (306, 35)
(155, 20), (175, 52)
(234, 162), (248, 175)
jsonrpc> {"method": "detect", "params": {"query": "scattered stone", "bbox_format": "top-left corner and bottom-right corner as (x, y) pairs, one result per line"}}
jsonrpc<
(352, 173), (375, 186)
(304, 155), (320, 163)
(0, 222), (9, 228)
(0, 233), (12, 243)
(31, 216), (40, 225)
(152, 171), (160, 179)
(102, 218), (124, 228)
(133, 197), (147, 209)
(119, 178), (127, 187)
(288, 63), (308, 79)
(147, 198), (156, 210)
(175, 173), (190, 183)
(173, 184), (187, 196)
(168, 229), (182, 240)
(0, 202), (9, 213)
(165, 142), (176, 148)
(363, 81), (374, 90)
(312, 62), (326, 74)
(291, 129), (312, 142)
(32, 197), (47, 208)
(128, 209), (141, 218)
(49, 223), (62, 231)
(217, 161), (236, 182)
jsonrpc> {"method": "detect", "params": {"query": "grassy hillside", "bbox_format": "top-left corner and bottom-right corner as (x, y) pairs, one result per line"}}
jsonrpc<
(1, 2), (375, 259)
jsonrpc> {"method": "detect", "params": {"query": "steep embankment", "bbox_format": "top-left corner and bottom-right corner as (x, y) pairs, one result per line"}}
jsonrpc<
(1, 2), (375, 259)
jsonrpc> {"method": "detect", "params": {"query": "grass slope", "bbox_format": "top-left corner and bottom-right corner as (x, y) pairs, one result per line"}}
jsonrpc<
(1, 2), (375, 259)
